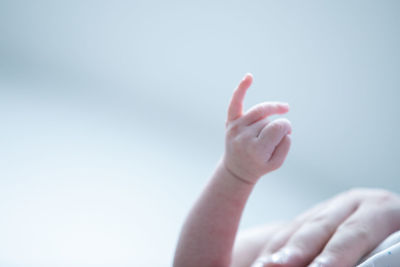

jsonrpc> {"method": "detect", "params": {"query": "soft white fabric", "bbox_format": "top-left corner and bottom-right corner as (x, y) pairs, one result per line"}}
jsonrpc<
(357, 230), (400, 267)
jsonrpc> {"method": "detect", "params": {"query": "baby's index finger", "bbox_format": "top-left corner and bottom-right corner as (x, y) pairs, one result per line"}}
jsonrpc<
(227, 73), (253, 122)
(243, 102), (289, 125)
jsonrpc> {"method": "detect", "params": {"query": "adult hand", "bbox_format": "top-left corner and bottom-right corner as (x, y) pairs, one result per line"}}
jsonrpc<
(252, 188), (400, 267)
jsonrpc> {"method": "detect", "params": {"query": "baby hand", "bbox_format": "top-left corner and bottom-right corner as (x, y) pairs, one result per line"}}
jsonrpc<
(223, 73), (292, 184)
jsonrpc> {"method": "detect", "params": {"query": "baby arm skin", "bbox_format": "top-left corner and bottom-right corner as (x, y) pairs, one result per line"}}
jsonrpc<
(173, 74), (292, 267)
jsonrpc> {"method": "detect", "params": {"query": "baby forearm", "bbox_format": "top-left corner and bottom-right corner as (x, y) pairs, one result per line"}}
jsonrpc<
(173, 160), (255, 267)
(174, 73), (291, 266)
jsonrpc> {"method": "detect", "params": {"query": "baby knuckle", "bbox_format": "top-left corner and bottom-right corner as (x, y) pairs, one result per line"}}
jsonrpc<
(280, 118), (291, 126)
(268, 121), (284, 133)
(253, 105), (265, 118)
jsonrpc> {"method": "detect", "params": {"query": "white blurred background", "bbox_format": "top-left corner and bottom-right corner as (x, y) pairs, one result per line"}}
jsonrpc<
(0, 1), (399, 266)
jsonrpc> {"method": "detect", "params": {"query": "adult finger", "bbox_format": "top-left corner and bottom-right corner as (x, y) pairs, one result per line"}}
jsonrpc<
(227, 73), (253, 122)
(266, 200), (331, 253)
(260, 193), (360, 266)
(251, 200), (332, 267)
(310, 199), (400, 267)
(232, 223), (284, 267)
(241, 102), (289, 126)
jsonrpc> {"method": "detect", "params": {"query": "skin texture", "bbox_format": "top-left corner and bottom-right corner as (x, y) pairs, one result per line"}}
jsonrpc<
(251, 188), (400, 267)
(173, 73), (400, 267)
(173, 73), (291, 267)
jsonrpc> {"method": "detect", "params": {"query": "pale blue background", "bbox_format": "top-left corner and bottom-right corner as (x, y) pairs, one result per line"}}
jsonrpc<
(0, 1), (399, 266)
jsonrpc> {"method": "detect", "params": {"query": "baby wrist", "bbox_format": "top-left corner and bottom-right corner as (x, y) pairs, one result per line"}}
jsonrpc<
(221, 160), (259, 186)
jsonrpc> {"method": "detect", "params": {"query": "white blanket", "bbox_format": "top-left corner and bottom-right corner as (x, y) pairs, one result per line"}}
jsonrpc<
(357, 230), (400, 267)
